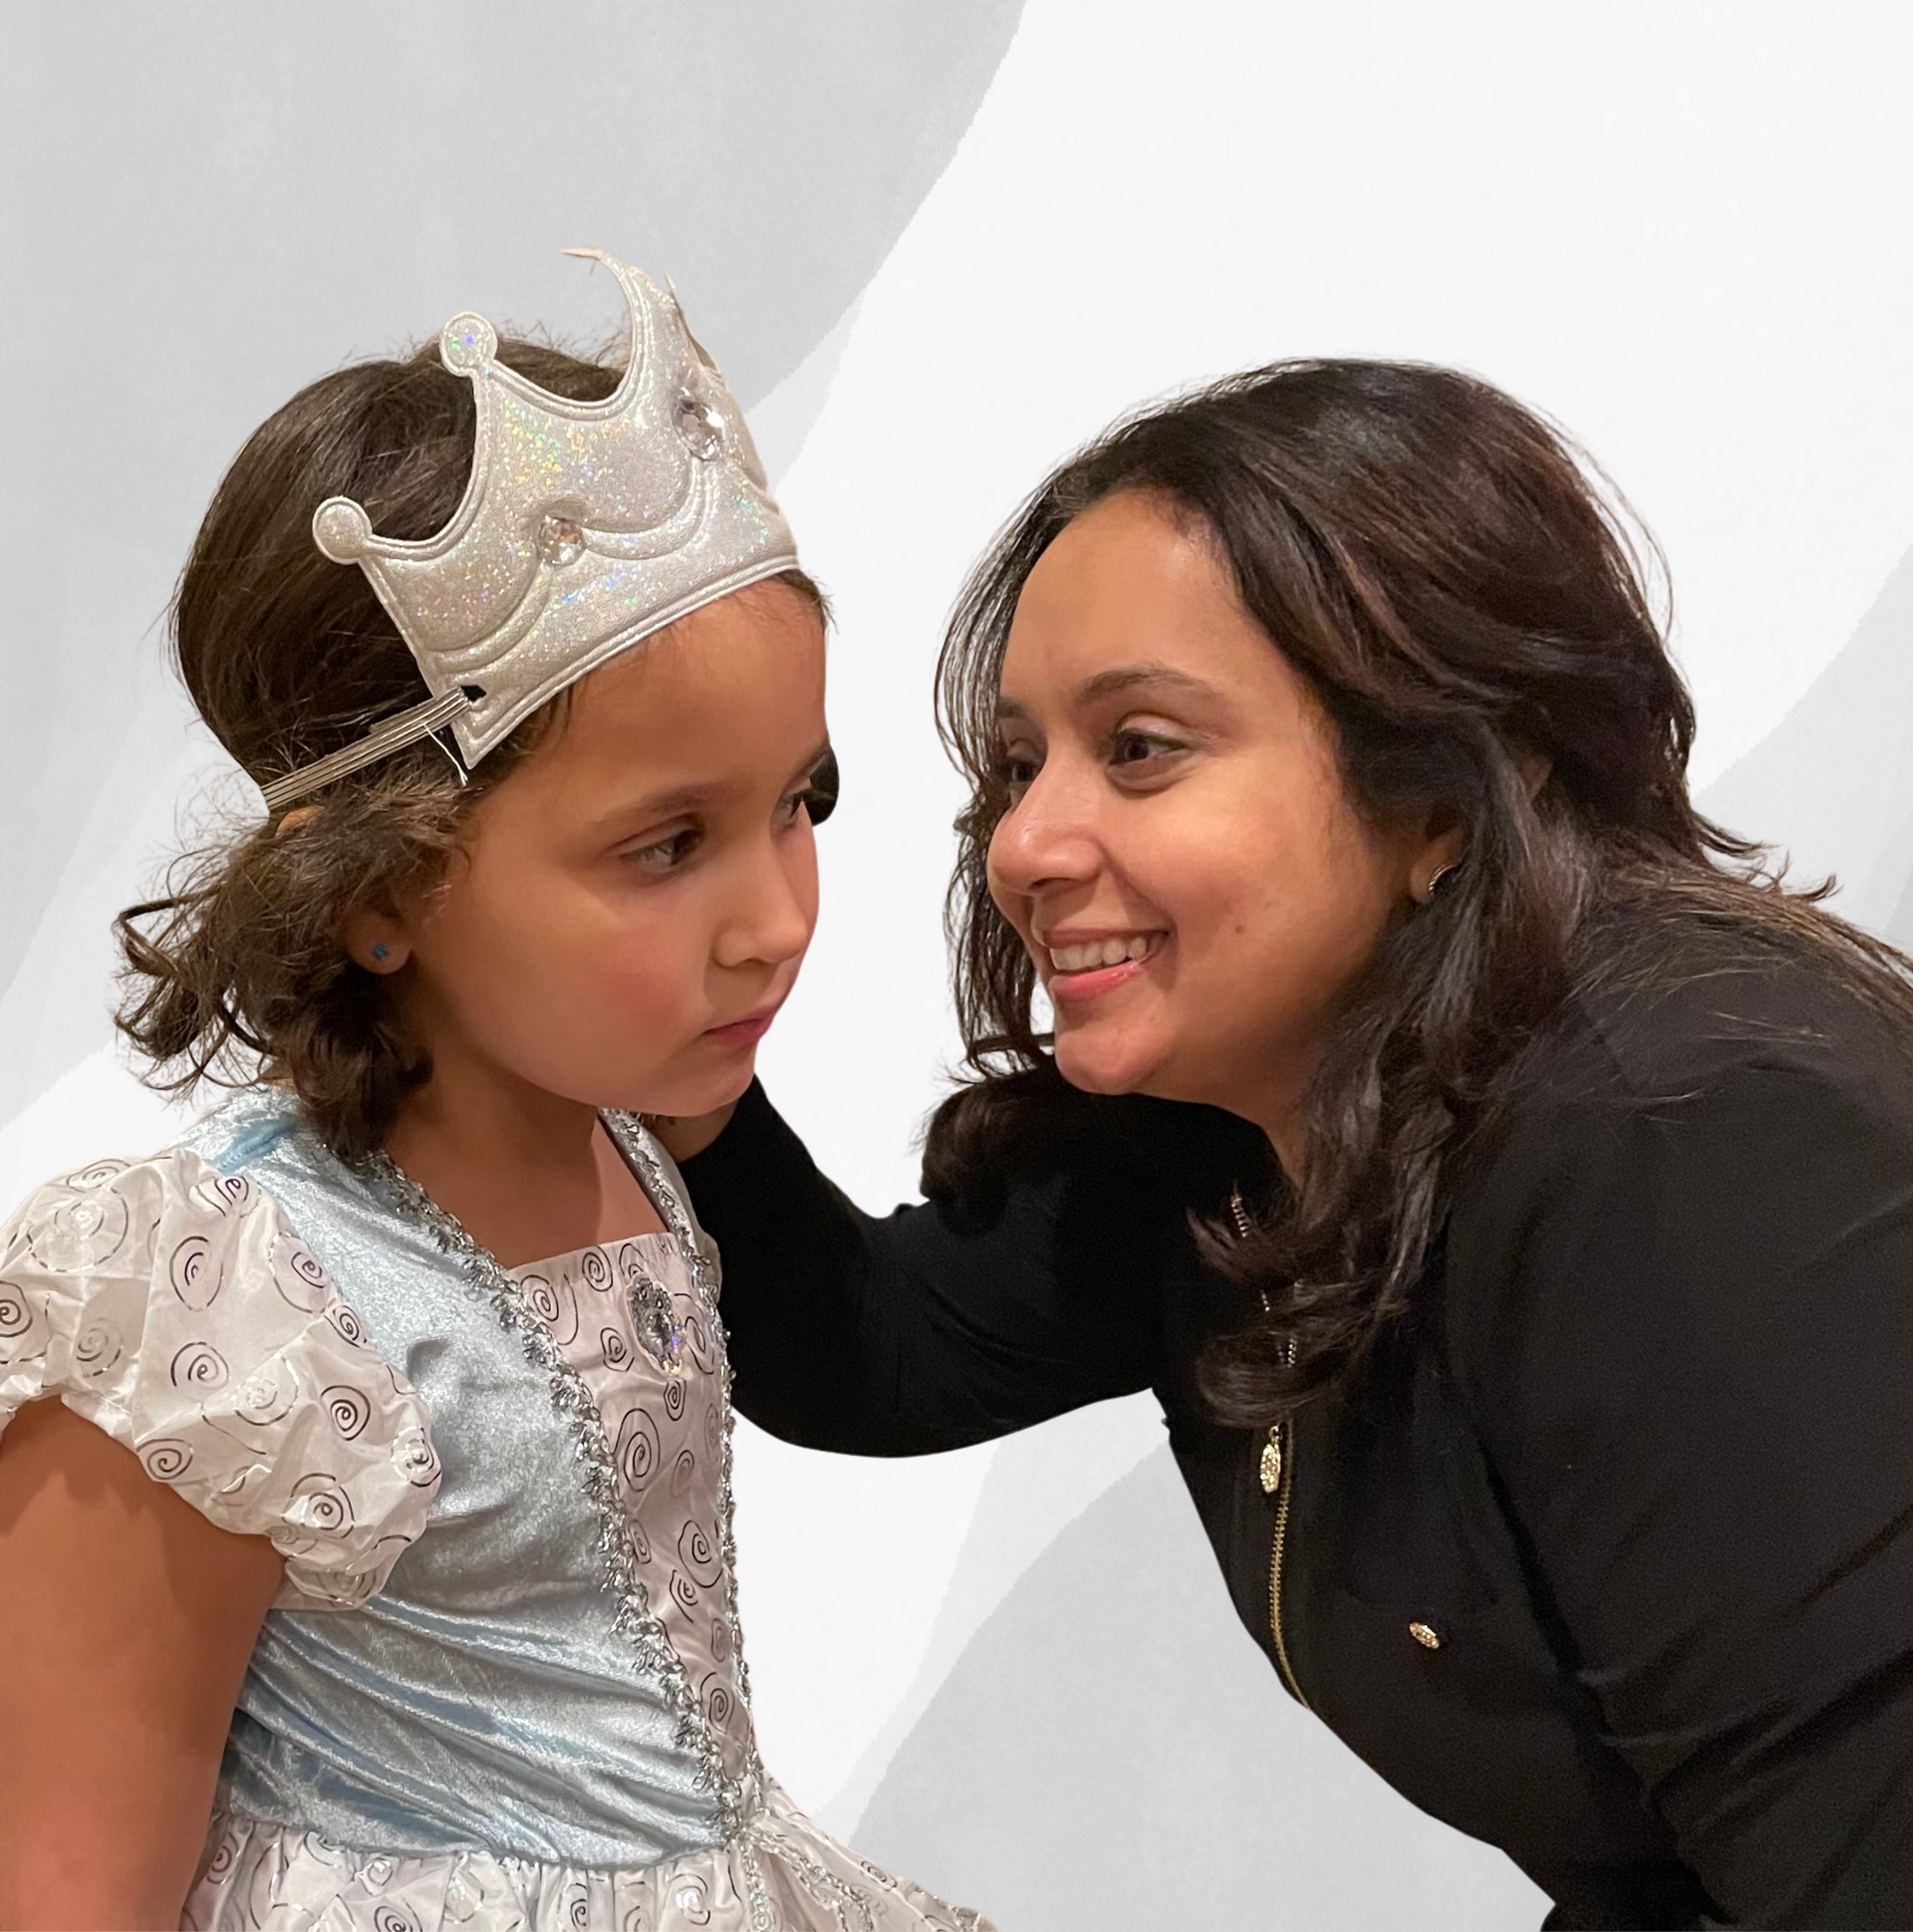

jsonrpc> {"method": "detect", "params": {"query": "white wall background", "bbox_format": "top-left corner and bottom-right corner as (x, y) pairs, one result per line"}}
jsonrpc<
(8, 5), (1913, 1926)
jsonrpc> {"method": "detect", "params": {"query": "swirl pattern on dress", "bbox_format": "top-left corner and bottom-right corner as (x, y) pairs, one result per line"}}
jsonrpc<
(184, 1785), (999, 1932)
(0, 1147), (438, 1609)
(507, 1213), (755, 1791)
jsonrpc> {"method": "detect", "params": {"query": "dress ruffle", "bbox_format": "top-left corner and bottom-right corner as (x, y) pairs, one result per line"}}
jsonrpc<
(186, 1782), (996, 1932)
(0, 1149), (438, 1608)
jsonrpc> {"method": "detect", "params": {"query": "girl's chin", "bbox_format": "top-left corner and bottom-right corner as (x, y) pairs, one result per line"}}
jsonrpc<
(622, 1058), (759, 1124)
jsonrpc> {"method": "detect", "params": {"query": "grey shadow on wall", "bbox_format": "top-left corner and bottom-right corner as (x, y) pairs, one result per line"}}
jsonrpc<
(1700, 534), (1913, 942)
(0, 0), (1025, 1114)
(849, 1446), (1549, 1931)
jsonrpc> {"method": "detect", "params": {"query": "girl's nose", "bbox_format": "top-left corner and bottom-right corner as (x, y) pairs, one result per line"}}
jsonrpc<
(715, 835), (815, 971)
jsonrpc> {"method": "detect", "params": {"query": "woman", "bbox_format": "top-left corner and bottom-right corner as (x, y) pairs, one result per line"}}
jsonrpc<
(664, 361), (1913, 1928)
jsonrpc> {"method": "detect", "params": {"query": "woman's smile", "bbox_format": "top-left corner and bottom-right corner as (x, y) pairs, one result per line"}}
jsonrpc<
(1038, 928), (1169, 1001)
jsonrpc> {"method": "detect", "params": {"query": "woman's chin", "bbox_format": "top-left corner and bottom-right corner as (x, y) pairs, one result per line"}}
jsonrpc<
(1052, 1030), (1164, 1098)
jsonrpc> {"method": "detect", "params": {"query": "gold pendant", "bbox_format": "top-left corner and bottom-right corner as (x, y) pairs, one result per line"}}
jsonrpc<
(1259, 1427), (1283, 1495)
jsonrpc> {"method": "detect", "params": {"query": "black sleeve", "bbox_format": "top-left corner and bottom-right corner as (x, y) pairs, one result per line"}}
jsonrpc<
(1457, 1060), (1913, 1927)
(678, 1081), (1166, 1453)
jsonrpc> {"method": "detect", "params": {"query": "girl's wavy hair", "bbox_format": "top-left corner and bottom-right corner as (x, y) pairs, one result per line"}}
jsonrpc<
(119, 338), (822, 1165)
(926, 358), (1913, 1427)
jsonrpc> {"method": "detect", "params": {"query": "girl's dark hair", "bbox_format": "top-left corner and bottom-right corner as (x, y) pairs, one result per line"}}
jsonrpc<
(927, 358), (1913, 1426)
(119, 337), (824, 1164)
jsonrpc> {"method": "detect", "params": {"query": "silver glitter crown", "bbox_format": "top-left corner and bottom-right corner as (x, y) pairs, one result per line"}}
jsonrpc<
(261, 249), (797, 811)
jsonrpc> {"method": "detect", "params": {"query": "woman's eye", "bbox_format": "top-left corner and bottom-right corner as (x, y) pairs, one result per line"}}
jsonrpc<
(1108, 729), (1183, 775)
(625, 826), (702, 874)
(996, 749), (1040, 794)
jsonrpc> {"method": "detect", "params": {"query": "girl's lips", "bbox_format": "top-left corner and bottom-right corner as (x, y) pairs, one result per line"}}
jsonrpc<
(704, 1004), (781, 1048)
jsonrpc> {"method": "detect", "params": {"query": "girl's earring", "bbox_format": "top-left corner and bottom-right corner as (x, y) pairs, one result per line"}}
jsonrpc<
(1422, 861), (1461, 903)
(372, 944), (391, 962)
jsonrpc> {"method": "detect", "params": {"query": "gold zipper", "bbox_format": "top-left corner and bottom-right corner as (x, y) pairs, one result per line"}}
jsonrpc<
(1232, 1187), (1310, 1711)
(1265, 1389), (1309, 1708)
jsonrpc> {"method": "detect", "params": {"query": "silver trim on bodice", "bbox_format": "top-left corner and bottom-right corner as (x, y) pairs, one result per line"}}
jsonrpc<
(365, 1110), (760, 1834)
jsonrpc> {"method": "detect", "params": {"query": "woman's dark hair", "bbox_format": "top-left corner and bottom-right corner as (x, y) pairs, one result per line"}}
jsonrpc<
(118, 337), (824, 1164)
(927, 358), (1913, 1426)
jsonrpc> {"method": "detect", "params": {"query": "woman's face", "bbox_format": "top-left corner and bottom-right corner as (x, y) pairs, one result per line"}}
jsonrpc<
(987, 491), (1444, 1148)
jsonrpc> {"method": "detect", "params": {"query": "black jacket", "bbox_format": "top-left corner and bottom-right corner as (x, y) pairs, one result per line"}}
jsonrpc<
(681, 948), (1913, 1928)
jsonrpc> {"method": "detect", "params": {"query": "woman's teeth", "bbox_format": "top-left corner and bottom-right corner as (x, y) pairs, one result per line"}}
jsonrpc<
(1047, 935), (1159, 973)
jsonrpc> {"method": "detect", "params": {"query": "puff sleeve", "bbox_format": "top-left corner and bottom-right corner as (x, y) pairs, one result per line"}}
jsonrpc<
(0, 1149), (439, 1610)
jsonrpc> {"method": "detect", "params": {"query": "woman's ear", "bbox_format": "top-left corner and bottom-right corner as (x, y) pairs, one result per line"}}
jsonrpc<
(1514, 745), (1552, 799)
(1410, 824), (1469, 904)
(1405, 799), (1469, 906)
(340, 908), (410, 974)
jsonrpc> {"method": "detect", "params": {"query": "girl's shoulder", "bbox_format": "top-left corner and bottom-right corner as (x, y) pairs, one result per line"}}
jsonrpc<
(0, 1123), (439, 1610)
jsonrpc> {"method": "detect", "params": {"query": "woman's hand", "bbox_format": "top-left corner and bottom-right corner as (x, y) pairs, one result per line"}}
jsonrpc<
(0, 1398), (283, 1928)
(646, 1103), (739, 1164)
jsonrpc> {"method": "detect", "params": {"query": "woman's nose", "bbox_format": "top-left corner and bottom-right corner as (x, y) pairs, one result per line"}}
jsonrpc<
(987, 763), (1101, 901)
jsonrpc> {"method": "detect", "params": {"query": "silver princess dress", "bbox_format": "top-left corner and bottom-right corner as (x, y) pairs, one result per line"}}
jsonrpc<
(0, 1087), (994, 1932)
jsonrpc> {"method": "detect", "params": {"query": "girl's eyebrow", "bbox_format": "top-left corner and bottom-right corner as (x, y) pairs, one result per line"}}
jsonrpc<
(592, 739), (834, 830)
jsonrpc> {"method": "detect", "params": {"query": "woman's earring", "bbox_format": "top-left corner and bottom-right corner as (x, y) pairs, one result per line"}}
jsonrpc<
(1423, 861), (1461, 902)
(371, 943), (391, 962)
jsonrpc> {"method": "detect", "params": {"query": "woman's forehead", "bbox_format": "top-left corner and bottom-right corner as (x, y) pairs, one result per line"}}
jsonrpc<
(1001, 500), (1265, 703)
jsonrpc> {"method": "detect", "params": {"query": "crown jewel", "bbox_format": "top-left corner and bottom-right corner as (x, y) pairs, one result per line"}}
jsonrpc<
(262, 249), (797, 810)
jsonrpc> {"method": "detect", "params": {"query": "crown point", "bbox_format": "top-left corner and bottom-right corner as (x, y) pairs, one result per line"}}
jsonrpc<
(440, 312), (497, 375)
(312, 497), (375, 562)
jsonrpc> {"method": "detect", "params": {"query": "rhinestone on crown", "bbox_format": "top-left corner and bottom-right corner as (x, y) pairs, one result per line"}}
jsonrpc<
(675, 395), (725, 461)
(537, 514), (586, 566)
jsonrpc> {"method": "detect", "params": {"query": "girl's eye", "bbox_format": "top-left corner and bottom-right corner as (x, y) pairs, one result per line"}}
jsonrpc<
(625, 825), (703, 874)
(795, 747), (840, 826)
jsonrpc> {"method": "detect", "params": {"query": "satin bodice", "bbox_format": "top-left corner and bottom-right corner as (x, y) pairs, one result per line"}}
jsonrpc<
(176, 1089), (756, 1867)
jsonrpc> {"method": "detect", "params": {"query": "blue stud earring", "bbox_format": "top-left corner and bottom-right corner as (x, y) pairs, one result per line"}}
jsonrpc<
(371, 944), (391, 963)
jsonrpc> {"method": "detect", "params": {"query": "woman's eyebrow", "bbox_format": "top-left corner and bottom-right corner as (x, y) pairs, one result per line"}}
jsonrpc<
(1074, 662), (1220, 703)
(995, 665), (1220, 727)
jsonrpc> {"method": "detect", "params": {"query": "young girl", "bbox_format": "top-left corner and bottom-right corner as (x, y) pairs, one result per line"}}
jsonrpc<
(0, 251), (993, 1932)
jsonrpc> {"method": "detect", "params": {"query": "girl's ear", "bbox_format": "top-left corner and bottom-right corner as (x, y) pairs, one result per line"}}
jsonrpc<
(341, 907), (410, 974)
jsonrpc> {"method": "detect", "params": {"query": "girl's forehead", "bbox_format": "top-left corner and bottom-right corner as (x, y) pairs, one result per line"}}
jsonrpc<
(503, 600), (827, 814)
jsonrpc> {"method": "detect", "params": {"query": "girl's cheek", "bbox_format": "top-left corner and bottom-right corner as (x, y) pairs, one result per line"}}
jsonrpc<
(601, 950), (695, 1026)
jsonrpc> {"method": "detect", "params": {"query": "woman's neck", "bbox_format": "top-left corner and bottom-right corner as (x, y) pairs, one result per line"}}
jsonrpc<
(381, 1046), (664, 1267)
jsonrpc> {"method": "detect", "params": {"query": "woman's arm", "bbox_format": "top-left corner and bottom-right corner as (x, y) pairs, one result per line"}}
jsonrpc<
(0, 1399), (282, 1928)
(1460, 1059), (1913, 1927)
(679, 1080), (1174, 1451)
